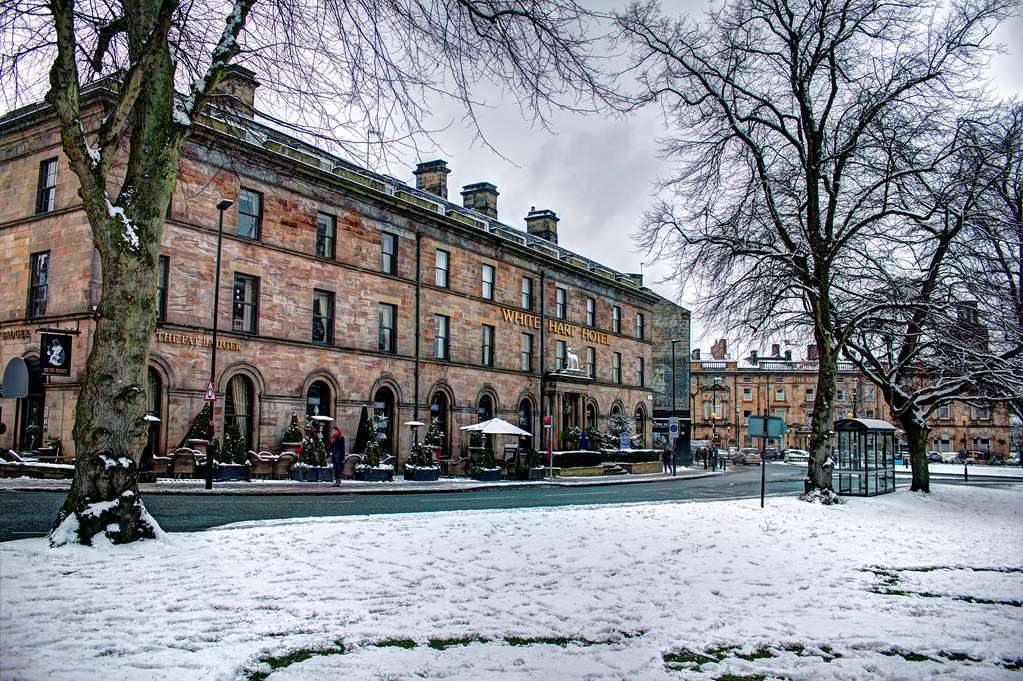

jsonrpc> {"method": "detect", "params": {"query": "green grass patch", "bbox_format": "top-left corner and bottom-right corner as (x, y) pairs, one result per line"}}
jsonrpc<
(780, 643), (805, 655)
(375, 638), (417, 649)
(880, 649), (932, 662)
(428, 636), (489, 650)
(939, 651), (981, 662)
(1001, 657), (1023, 671)
(247, 643), (346, 681)
(663, 648), (717, 671)
(735, 648), (776, 661)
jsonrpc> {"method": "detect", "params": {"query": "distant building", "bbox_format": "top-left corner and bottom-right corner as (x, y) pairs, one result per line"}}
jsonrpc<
(690, 340), (1010, 455)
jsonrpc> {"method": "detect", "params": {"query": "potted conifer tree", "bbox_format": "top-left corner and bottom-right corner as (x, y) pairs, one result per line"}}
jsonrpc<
(213, 432), (251, 482)
(354, 410), (393, 481)
(405, 440), (440, 481)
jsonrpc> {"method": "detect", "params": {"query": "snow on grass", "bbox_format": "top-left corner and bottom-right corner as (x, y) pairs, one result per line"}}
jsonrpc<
(1, 486), (1021, 681)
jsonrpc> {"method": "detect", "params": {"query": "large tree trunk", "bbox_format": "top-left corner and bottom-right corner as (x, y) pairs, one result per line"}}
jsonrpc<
(806, 327), (837, 493)
(892, 397), (931, 493)
(49, 4), (181, 545)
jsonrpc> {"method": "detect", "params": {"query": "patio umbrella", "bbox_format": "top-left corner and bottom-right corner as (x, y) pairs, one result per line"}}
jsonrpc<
(311, 415), (334, 422)
(459, 418), (531, 437)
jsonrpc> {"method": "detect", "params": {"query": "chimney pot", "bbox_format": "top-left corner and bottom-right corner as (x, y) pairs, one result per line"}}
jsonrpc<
(771, 343), (780, 357)
(461, 182), (499, 219)
(784, 349), (792, 361)
(692, 349), (701, 361)
(213, 64), (259, 117)
(807, 344), (819, 361)
(525, 208), (559, 244)
(413, 160), (451, 199)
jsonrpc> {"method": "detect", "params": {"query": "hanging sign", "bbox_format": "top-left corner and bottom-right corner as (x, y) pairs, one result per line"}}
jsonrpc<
(40, 333), (72, 376)
(203, 380), (217, 403)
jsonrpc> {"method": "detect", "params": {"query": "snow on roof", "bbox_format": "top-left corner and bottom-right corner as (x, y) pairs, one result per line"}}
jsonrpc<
(834, 418), (897, 431)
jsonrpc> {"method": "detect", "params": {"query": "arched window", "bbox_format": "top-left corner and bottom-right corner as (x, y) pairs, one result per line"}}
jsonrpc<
(306, 380), (332, 440)
(225, 374), (255, 451)
(477, 394), (494, 422)
(585, 402), (597, 430)
(634, 404), (646, 446)
(429, 391), (450, 458)
(518, 398), (533, 437)
(373, 387), (396, 456)
(143, 367), (163, 469)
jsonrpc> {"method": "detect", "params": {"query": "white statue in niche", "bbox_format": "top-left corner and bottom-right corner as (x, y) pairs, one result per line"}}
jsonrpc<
(566, 346), (580, 371)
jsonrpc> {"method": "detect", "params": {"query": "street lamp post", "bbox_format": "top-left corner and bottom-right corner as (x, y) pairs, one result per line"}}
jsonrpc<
(205, 198), (234, 491)
(961, 414), (969, 482)
(670, 338), (683, 473)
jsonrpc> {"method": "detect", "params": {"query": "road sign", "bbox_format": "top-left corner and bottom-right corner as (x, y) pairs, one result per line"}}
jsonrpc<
(669, 417), (679, 436)
(747, 415), (787, 438)
(543, 415), (551, 426)
(203, 380), (216, 403)
(619, 432), (631, 449)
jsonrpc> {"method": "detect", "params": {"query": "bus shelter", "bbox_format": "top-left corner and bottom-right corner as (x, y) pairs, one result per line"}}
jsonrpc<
(833, 418), (897, 496)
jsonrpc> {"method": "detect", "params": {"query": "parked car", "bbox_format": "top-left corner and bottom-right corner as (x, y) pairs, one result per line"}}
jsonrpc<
(940, 451), (959, 463)
(762, 448), (782, 461)
(783, 448), (810, 463)
(733, 448), (762, 465)
(926, 451), (942, 463)
(1007, 453), (1020, 466)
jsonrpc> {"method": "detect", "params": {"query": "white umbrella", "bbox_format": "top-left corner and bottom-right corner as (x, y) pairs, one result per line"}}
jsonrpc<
(311, 415), (334, 422)
(459, 418), (531, 437)
(403, 420), (426, 428)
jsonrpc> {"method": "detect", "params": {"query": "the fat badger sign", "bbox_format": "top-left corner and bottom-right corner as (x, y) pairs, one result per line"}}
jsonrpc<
(40, 333), (72, 376)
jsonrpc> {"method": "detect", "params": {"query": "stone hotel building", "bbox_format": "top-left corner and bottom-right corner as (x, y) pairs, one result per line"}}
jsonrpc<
(0, 68), (689, 465)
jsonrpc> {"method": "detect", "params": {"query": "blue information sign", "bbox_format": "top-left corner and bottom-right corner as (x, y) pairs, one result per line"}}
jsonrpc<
(747, 415), (787, 438)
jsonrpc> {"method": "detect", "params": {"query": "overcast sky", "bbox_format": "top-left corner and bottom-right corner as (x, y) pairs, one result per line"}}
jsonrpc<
(372, 1), (1023, 359)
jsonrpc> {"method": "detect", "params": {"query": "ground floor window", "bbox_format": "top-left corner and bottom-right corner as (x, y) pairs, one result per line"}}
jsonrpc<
(306, 380), (332, 440)
(224, 374), (255, 451)
(373, 387), (396, 457)
(430, 391), (450, 458)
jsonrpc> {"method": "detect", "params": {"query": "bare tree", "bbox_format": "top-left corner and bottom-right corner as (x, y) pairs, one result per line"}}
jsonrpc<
(1, 0), (611, 545)
(841, 106), (1023, 491)
(616, 0), (1010, 496)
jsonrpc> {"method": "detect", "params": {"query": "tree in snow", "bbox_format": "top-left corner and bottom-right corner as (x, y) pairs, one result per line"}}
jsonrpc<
(840, 106), (1023, 491)
(617, 0), (1012, 492)
(3, 0), (611, 545)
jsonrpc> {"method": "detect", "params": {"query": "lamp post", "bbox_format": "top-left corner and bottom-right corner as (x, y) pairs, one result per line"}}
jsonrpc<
(961, 414), (969, 482)
(205, 198), (234, 491)
(670, 338), (683, 473)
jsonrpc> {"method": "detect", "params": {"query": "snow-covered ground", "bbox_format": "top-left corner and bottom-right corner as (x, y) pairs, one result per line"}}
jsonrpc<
(2, 486), (1021, 681)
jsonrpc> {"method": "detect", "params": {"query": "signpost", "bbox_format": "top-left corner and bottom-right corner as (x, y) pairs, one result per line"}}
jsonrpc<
(203, 380), (217, 403)
(747, 413), (787, 508)
(668, 417), (679, 475)
(544, 415), (553, 477)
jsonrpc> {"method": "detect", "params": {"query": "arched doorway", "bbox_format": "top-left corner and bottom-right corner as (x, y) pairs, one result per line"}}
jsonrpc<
(634, 403), (647, 448)
(142, 367), (163, 471)
(429, 391), (450, 458)
(224, 374), (255, 451)
(373, 386), (396, 457)
(16, 356), (44, 452)
(517, 398), (534, 452)
(585, 401), (597, 430)
(306, 380), (332, 440)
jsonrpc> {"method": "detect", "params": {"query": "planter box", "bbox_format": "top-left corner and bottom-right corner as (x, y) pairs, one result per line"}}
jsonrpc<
(281, 442), (302, 454)
(187, 439), (210, 454)
(406, 467), (440, 482)
(356, 467), (393, 482)
(317, 466), (335, 482)
(618, 461), (663, 475)
(471, 469), (501, 482)
(524, 467), (545, 480)
(290, 467), (319, 482)
(214, 463), (251, 482)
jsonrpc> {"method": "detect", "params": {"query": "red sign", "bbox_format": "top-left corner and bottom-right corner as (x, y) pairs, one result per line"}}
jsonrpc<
(203, 380), (216, 403)
(543, 415), (551, 426)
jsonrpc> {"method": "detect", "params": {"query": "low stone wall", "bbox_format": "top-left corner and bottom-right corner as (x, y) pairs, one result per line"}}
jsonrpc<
(617, 461), (663, 475)
(557, 465), (606, 477)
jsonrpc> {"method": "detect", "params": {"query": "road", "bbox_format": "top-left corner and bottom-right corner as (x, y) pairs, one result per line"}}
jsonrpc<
(1, 464), (1016, 541)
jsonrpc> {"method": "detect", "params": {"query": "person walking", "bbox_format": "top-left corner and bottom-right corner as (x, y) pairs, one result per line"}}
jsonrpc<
(329, 426), (346, 486)
(662, 447), (672, 475)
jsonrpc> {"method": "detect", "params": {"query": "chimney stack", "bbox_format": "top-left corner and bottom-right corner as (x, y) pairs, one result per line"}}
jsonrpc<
(807, 344), (819, 361)
(711, 338), (728, 360)
(692, 349), (701, 361)
(413, 160), (451, 199)
(461, 182), (499, 219)
(784, 349), (792, 361)
(771, 343), (780, 357)
(750, 349), (758, 360)
(525, 207), (559, 244)
(213, 64), (260, 117)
